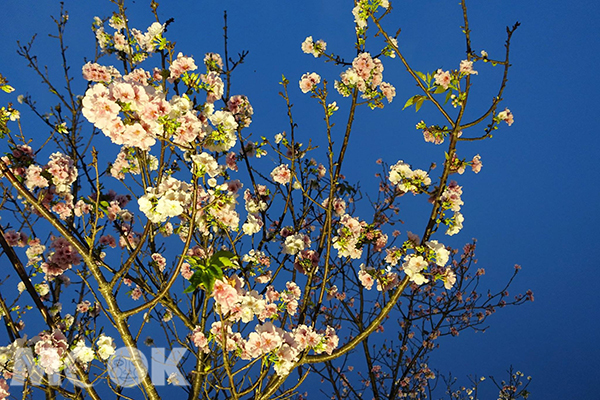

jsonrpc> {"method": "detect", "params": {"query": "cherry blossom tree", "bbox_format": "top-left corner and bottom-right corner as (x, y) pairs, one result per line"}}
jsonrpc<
(0, 0), (532, 399)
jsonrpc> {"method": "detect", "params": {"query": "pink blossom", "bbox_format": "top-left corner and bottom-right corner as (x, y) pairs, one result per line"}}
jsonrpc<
(471, 154), (482, 173)
(227, 95), (253, 128)
(225, 152), (238, 171)
(190, 327), (210, 353)
(358, 266), (375, 290)
(25, 164), (49, 190)
(77, 300), (92, 313)
(498, 108), (514, 126)
(131, 285), (143, 300)
(459, 60), (478, 75)
(99, 234), (117, 248)
(124, 68), (151, 85)
(212, 279), (239, 315)
(3, 230), (27, 247)
(151, 253), (167, 272)
(33, 329), (68, 374)
(52, 200), (73, 220)
(110, 81), (136, 103)
(46, 152), (78, 194)
(181, 263), (194, 280)
(301, 36), (327, 57)
(434, 69), (452, 89)
(379, 82), (396, 102)
(169, 52), (197, 80)
(204, 52), (223, 71)
(201, 72), (224, 103)
(271, 164), (291, 185)
(299, 72), (321, 93)
(121, 122), (156, 150)
(82, 62), (119, 82)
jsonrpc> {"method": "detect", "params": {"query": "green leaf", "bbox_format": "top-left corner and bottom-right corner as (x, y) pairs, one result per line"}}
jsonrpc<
(433, 86), (447, 94)
(183, 271), (204, 293)
(402, 95), (416, 110)
(445, 90), (453, 105)
(210, 250), (235, 269)
(415, 97), (425, 112)
(415, 71), (426, 82)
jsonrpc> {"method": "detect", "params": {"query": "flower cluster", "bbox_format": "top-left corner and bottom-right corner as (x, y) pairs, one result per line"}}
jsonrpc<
(227, 95), (254, 128)
(138, 177), (192, 223)
(335, 52), (396, 105)
(433, 59), (478, 94)
(282, 232), (311, 256)
(33, 329), (69, 374)
(3, 229), (27, 247)
(81, 56), (236, 155)
(351, 0), (389, 30)
(0, 337), (27, 382)
(110, 147), (155, 179)
(169, 52), (197, 81)
(40, 236), (81, 278)
(333, 215), (367, 259)
(299, 72), (321, 94)
(498, 108), (514, 126)
(195, 276), (339, 376)
(271, 164), (292, 185)
(388, 160), (431, 194)
(96, 334), (116, 360)
(441, 181), (465, 236)
(322, 197), (347, 217)
(301, 36), (327, 57)
(417, 121), (446, 145)
(434, 69), (452, 90)
(93, 15), (164, 63)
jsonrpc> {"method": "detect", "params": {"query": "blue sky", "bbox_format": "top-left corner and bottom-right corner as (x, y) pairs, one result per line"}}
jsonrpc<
(1, 0), (599, 398)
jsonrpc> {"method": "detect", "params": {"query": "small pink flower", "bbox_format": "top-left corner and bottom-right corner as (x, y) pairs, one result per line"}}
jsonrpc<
(131, 286), (143, 300)
(299, 72), (321, 93)
(77, 301), (91, 313)
(434, 69), (452, 89)
(471, 154), (482, 174)
(212, 279), (239, 314)
(498, 108), (514, 126)
(190, 327), (210, 353)
(459, 60), (478, 75)
(358, 267), (374, 290)
(270, 164), (291, 185)
(181, 263), (194, 280)
(169, 53), (198, 80)
(379, 82), (396, 103)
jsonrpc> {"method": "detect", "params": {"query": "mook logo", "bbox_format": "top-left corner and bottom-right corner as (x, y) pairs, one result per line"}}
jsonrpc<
(10, 347), (189, 388)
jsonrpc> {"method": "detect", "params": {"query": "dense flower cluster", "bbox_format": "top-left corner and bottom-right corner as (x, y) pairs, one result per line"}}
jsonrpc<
(40, 236), (81, 278)
(138, 177), (193, 224)
(0, 4), (527, 398)
(334, 52), (396, 104)
(333, 215), (367, 259)
(33, 329), (69, 374)
(191, 277), (339, 377)
(388, 160), (431, 194)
